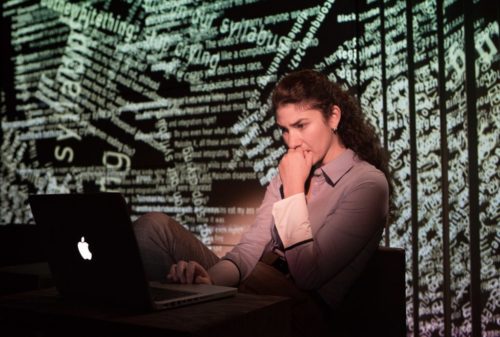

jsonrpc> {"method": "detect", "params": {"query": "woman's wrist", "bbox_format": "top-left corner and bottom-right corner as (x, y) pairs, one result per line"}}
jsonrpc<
(283, 183), (305, 198)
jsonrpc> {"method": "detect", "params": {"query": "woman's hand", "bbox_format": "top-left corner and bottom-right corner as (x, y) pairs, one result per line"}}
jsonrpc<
(278, 147), (313, 198)
(167, 260), (213, 284)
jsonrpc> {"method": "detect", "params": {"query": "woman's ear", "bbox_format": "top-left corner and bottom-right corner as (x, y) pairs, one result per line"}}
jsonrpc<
(328, 105), (341, 131)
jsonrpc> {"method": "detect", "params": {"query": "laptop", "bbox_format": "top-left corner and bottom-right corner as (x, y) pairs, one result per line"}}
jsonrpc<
(28, 193), (237, 311)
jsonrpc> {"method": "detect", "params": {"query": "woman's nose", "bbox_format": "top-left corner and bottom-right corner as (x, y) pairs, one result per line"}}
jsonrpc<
(286, 130), (302, 149)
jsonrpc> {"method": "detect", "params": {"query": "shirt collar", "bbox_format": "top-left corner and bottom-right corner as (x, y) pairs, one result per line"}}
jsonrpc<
(313, 148), (357, 186)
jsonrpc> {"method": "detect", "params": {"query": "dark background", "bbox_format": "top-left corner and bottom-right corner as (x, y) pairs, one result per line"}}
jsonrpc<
(1, 1), (498, 336)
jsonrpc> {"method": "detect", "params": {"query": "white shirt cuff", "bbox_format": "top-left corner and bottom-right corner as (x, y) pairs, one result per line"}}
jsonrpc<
(272, 193), (313, 249)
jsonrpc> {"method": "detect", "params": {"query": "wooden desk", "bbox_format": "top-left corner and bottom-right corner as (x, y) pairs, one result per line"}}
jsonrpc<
(0, 288), (291, 337)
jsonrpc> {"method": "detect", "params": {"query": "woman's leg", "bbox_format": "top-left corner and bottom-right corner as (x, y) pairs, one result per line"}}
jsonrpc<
(133, 212), (219, 281)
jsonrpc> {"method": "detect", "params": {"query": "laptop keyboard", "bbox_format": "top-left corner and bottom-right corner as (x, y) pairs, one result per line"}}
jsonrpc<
(149, 286), (196, 301)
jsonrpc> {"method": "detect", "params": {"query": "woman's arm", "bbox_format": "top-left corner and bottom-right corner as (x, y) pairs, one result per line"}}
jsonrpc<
(216, 176), (282, 283)
(274, 171), (389, 290)
(168, 176), (282, 286)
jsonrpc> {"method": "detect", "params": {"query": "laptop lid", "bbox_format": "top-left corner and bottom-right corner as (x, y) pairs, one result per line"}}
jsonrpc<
(28, 193), (236, 311)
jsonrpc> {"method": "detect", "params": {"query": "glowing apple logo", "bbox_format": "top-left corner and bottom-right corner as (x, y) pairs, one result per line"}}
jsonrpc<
(77, 237), (92, 260)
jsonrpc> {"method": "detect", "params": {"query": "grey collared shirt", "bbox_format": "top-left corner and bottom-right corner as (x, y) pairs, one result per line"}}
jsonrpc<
(222, 148), (389, 307)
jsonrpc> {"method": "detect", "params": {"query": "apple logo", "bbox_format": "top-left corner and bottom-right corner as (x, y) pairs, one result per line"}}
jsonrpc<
(77, 237), (92, 260)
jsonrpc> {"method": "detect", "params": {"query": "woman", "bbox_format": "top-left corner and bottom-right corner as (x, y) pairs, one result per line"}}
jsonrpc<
(134, 69), (391, 336)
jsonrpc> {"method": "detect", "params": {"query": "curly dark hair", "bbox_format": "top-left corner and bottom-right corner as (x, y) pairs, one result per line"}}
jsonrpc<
(271, 69), (393, 219)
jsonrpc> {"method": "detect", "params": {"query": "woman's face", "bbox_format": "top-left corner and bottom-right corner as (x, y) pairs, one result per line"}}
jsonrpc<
(276, 103), (341, 166)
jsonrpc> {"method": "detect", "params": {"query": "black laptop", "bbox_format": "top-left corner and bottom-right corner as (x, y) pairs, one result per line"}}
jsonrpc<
(28, 193), (236, 311)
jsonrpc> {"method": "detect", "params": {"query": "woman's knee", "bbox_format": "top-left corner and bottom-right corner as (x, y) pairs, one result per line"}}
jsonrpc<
(133, 212), (176, 235)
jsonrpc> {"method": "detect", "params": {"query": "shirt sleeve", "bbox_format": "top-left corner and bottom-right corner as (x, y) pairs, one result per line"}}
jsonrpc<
(221, 176), (282, 282)
(208, 259), (240, 286)
(285, 172), (389, 291)
(272, 193), (313, 249)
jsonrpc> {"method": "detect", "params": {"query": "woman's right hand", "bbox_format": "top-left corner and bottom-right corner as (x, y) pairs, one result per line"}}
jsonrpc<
(278, 147), (313, 198)
(167, 260), (213, 284)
